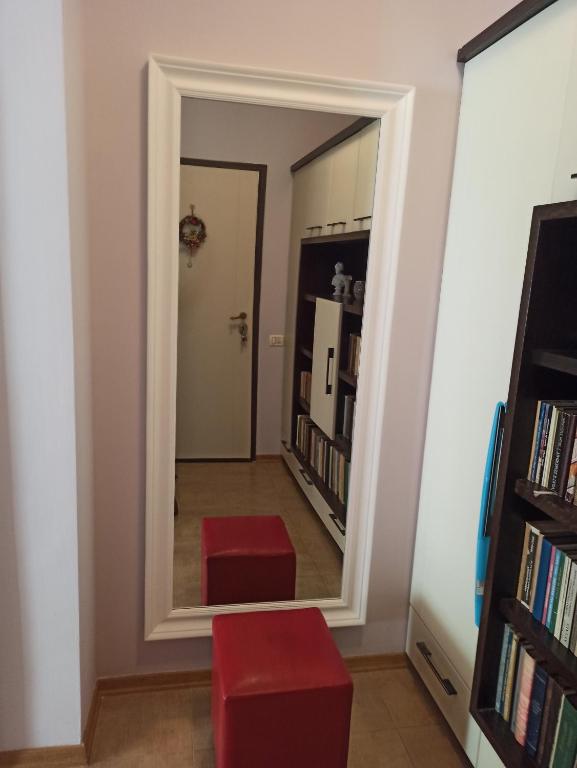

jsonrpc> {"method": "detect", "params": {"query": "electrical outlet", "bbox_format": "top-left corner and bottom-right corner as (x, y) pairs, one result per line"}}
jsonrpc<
(269, 334), (285, 347)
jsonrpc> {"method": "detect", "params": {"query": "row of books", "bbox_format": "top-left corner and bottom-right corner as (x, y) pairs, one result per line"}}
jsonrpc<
(299, 370), (312, 404)
(295, 414), (350, 504)
(347, 333), (361, 377)
(527, 400), (577, 502)
(517, 520), (577, 653)
(342, 394), (356, 440)
(495, 624), (577, 766)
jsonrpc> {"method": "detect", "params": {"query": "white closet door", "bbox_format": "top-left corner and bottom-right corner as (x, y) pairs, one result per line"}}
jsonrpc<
(326, 136), (358, 234)
(552, 18), (577, 203)
(310, 299), (342, 439)
(353, 120), (380, 227)
(410, 0), (577, 699)
(303, 154), (330, 236)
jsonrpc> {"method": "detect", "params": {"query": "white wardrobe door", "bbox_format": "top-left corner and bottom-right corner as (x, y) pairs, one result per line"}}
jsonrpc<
(353, 120), (380, 227)
(552, 18), (577, 203)
(325, 135), (358, 234)
(410, 0), (577, 692)
(310, 299), (342, 439)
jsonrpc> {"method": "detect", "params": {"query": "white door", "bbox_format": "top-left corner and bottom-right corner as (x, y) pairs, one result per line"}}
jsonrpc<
(410, 0), (577, 695)
(310, 298), (342, 440)
(176, 163), (260, 459)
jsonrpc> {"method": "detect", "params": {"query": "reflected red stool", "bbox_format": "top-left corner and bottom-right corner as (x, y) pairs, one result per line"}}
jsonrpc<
(201, 515), (296, 606)
(212, 607), (353, 768)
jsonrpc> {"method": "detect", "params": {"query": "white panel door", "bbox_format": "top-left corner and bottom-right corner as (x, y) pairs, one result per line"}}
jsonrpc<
(552, 27), (577, 203)
(326, 135), (359, 234)
(310, 299), (342, 439)
(410, 0), (577, 698)
(303, 153), (331, 237)
(353, 120), (380, 228)
(176, 164), (259, 459)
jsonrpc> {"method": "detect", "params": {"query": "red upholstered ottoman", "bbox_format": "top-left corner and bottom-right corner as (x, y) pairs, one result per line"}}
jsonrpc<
(201, 515), (296, 605)
(211, 608), (353, 768)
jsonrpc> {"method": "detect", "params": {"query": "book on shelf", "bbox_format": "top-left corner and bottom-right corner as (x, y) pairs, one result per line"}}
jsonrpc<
(516, 521), (577, 655)
(299, 370), (312, 404)
(295, 414), (350, 505)
(342, 394), (356, 440)
(495, 626), (577, 765)
(347, 333), (361, 377)
(527, 401), (577, 501)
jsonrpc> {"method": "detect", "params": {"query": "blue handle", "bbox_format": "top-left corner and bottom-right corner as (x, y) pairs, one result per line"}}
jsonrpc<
(475, 401), (506, 627)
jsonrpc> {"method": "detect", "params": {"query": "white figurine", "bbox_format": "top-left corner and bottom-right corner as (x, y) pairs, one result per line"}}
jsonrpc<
(331, 262), (353, 298)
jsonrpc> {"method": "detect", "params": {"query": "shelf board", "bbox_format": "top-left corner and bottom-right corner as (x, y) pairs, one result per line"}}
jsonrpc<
(532, 349), (577, 376)
(499, 597), (577, 691)
(515, 479), (577, 532)
(473, 709), (538, 768)
(302, 293), (364, 316)
(292, 445), (347, 525)
(299, 345), (313, 360)
(338, 370), (358, 388)
(295, 397), (310, 413)
(301, 229), (370, 245)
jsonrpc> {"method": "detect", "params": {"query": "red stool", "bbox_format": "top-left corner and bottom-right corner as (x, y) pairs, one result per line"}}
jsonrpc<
(201, 515), (296, 605)
(212, 607), (353, 768)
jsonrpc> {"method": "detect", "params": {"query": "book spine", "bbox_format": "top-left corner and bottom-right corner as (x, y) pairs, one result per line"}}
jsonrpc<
(559, 413), (577, 497)
(546, 548), (563, 630)
(513, 649), (536, 745)
(529, 533), (545, 612)
(551, 411), (569, 493)
(525, 663), (548, 757)
(496, 624), (513, 714)
(536, 674), (554, 765)
(543, 407), (560, 487)
(517, 523), (532, 601)
(529, 400), (544, 481)
(510, 644), (527, 733)
(543, 546), (558, 626)
(503, 633), (520, 722)
(554, 555), (572, 640)
(537, 404), (553, 485)
(566, 429), (577, 503)
(561, 561), (577, 647)
(533, 539), (553, 622)
(521, 527), (538, 608)
(550, 696), (577, 768)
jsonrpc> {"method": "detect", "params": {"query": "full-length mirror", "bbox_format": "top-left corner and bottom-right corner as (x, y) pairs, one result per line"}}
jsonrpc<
(172, 97), (378, 609)
(145, 57), (414, 639)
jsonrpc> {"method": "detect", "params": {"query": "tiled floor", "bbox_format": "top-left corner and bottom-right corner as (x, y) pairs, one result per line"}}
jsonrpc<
(173, 458), (343, 607)
(88, 666), (470, 767)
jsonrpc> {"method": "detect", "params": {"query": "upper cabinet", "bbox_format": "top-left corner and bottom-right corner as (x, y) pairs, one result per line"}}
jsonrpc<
(299, 120), (380, 238)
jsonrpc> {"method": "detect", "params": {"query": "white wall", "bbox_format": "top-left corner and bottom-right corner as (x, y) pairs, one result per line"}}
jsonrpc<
(0, 0), (82, 750)
(181, 99), (354, 454)
(67, 0), (519, 678)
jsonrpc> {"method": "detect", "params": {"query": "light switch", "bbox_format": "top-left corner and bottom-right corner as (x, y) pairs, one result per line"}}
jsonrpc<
(269, 334), (285, 347)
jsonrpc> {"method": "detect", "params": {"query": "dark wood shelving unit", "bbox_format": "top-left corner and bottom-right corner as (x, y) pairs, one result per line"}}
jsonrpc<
(290, 233), (367, 529)
(471, 201), (577, 767)
(296, 396), (310, 414)
(338, 370), (357, 388)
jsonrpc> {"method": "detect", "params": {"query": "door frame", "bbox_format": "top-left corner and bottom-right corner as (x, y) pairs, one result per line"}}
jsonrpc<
(146, 56), (415, 640)
(179, 157), (267, 461)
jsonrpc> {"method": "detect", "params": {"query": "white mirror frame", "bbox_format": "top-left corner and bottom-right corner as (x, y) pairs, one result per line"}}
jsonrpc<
(145, 55), (414, 640)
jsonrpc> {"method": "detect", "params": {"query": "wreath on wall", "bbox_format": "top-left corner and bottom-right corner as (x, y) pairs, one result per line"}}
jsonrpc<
(179, 205), (207, 266)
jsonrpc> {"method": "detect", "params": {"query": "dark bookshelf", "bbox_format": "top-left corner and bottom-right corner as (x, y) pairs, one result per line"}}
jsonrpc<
(290, 233), (367, 529)
(471, 201), (577, 767)
(296, 396), (310, 414)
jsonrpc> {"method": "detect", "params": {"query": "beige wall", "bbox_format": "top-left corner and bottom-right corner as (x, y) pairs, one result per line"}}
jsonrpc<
(71, 0), (518, 677)
(181, 100), (354, 454)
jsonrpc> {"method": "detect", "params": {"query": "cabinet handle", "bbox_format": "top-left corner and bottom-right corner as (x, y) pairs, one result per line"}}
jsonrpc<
(281, 440), (292, 454)
(416, 642), (457, 696)
(571, 173), (577, 179)
(353, 215), (372, 222)
(305, 225), (322, 231)
(329, 513), (346, 535)
(299, 467), (313, 486)
(326, 221), (346, 226)
(325, 347), (335, 395)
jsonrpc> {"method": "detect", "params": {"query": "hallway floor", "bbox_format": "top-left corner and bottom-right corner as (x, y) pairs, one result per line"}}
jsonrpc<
(86, 665), (469, 767)
(173, 458), (343, 607)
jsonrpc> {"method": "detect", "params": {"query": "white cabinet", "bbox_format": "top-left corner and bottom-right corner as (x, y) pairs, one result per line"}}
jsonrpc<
(302, 153), (330, 237)
(325, 134), (359, 235)
(477, 735), (505, 768)
(553, 39), (577, 203)
(310, 298), (342, 440)
(408, 1), (577, 766)
(353, 121), (380, 228)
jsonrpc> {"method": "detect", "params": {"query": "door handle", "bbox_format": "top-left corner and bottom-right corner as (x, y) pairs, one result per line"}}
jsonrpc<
(230, 312), (247, 320)
(325, 347), (335, 395)
(416, 642), (457, 696)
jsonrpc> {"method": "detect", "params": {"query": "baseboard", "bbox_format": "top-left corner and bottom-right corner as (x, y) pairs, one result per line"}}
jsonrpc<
(345, 652), (408, 673)
(0, 745), (86, 767)
(0, 653), (407, 766)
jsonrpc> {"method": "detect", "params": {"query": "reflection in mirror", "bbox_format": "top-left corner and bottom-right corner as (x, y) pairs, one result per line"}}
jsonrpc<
(172, 97), (379, 609)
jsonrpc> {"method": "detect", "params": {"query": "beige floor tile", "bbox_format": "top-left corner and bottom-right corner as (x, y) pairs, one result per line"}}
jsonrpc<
(348, 729), (413, 768)
(351, 683), (395, 734)
(398, 724), (470, 767)
(378, 668), (442, 728)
